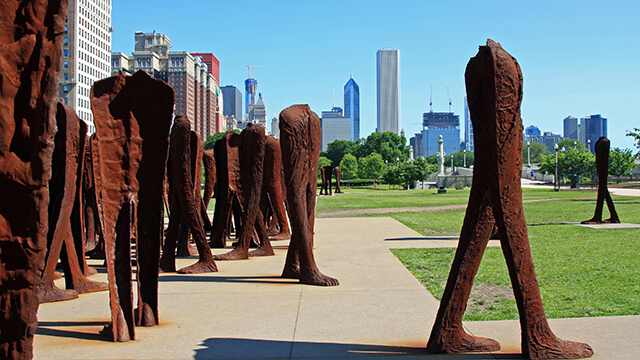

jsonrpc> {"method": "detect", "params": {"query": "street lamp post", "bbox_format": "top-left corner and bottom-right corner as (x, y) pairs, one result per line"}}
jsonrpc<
(587, 139), (591, 153)
(450, 154), (454, 172)
(396, 157), (399, 168)
(527, 141), (531, 167)
(463, 149), (467, 168)
(385, 159), (388, 170)
(554, 143), (559, 191)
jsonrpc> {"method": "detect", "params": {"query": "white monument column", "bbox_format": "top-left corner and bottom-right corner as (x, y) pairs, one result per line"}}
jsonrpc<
(437, 135), (445, 176)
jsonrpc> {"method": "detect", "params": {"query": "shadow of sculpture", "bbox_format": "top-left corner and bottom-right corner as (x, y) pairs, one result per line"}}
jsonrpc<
(426, 40), (593, 359)
(91, 71), (173, 341)
(0, 1), (66, 358)
(160, 116), (218, 274)
(581, 136), (620, 224)
(279, 105), (339, 286)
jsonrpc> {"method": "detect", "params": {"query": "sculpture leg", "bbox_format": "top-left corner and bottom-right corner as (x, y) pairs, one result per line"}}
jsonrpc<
(159, 190), (182, 273)
(603, 191), (620, 223)
(427, 190), (501, 353)
(249, 198), (275, 257)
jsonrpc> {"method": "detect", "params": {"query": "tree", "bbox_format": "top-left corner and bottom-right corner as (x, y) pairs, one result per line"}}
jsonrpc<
(356, 131), (409, 163)
(451, 150), (474, 168)
(339, 153), (358, 180)
(203, 129), (241, 150)
(539, 147), (595, 181)
(318, 156), (332, 177)
(521, 142), (549, 163)
(358, 152), (385, 180)
(406, 157), (437, 188)
(382, 165), (405, 189)
(626, 128), (640, 156)
(556, 139), (586, 151)
(323, 140), (359, 167)
(608, 148), (637, 183)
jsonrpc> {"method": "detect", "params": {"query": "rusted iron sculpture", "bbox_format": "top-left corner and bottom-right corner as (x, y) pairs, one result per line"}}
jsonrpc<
(38, 102), (108, 303)
(319, 165), (333, 195)
(0, 1), (66, 357)
(279, 105), (339, 286)
(83, 135), (104, 259)
(334, 166), (343, 193)
(160, 117), (218, 273)
(215, 124), (275, 260)
(91, 71), (173, 341)
(264, 136), (291, 240)
(581, 136), (620, 224)
(201, 148), (216, 232)
(427, 40), (593, 359)
(210, 132), (244, 248)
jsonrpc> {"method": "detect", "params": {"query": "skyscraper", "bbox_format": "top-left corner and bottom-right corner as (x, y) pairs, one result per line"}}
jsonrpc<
(563, 116), (578, 140)
(376, 48), (400, 134)
(580, 114), (607, 153)
(344, 76), (360, 141)
(422, 111), (460, 156)
(245, 78), (257, 116)
(221, 85), (243, 119)
(320, 107), (351, 151)
(464, 96), (474, 151)
(59, 0), (112, 134)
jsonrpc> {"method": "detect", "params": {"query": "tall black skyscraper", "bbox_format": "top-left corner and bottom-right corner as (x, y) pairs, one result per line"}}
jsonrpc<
(581, 114), (607, 153)
(221, 85), (242, 119)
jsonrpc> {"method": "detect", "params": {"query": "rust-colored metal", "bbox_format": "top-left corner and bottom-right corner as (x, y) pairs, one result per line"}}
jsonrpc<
(279, 105), (339, 286)
(91, 71), (173, 341)
(334, 166), (343, 193)
(426, 40), (593, 360)
(215, 124), (275, 260)
(0, 1), (67, 358)
(319, 166), (333, 195)
(38, 102), (108, 304)
(581, 136), (620, 224)
(264, 136), (290, 240)
(201, 148), (216, 232)
(83, 135), (104, 259)
(159, 116), (218, 274)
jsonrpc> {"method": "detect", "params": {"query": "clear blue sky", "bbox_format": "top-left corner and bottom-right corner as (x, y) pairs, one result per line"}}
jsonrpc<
(112, 0), (639, 149)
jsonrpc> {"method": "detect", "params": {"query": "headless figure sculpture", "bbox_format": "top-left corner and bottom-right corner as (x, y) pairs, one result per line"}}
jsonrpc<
(263, 136), (291, 240)
(160, 116), (218, 273)
(215, 124), (275, 260)
(279, 105), (339, 286)
(334, 166), (343, 193)
(426, 40), (593, 359)
(581, 136), (620, 224)
(320, 166), (333, 195)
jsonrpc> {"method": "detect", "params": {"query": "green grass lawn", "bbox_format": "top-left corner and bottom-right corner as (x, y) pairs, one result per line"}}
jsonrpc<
(390, 196), (640, 321)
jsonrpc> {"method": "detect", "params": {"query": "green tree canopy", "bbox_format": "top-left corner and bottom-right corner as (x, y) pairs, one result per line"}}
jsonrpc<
(357, 152), (385, 180)
(608, 148), (637, 182)
(451, 150), (474, 168)
(626, 128), (640, 156)
(522, 142), (550, 163)
(318, 156), (332, 177)
(538, 147), (595, 180)
(322, 140), (359, 167)
(556, 139), (586, 151)
(356, 131), (409, 163)
(203, 129), (241, 150)
(339, 153), (358, 180)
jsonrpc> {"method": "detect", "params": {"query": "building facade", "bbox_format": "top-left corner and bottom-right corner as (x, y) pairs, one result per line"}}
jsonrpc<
(580, 114), (607, 153)
(376, 48), (400, 134)
(59, 0), (112, 134)
(463, 96), (474, 151)
(112, 32), (222, 140)
(563, 116), (578, 140)
(320, 107), (351, 151)
(221, 85), (243, 119)
(245, 78), (257, 116)
(248, 93), (267, 129)
(344, 76), (360, 141)
(422, 111), (460, 157)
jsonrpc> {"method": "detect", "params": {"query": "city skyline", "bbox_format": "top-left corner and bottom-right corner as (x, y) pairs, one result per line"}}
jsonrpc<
(111, 1), (639, 149)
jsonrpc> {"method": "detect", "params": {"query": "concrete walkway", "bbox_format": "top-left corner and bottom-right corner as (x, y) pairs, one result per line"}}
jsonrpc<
(34, 217), (639, 359)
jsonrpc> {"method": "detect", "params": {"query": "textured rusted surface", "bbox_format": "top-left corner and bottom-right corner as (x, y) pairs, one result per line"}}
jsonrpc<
(320, 166), (332, 195)
(279, 105), (339, 286)
(215, 125), (274, 260)
(0, 1), (67, 358)
(581, 137), (620, 224)
(334, 166), (343, 193)
(427, 40), (592, 359)
(83, 135), (103, 258)
(160, 116), (217, 274)
(210, 132), (244, 248)
(38, 103), (107, 304)
(201, 148), (216, 232)
(91, 71), (173, 341)
(264, 136), (290, 240)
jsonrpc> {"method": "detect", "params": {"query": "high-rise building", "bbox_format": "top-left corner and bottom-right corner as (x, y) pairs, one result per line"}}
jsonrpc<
(463, 96), (474, 151)
(249, 93), (267, 129)
(525, 125), (541, 137)
(376, 48), (400, 134)
(59, 0), (112, 134)
(271, 115), (280, 138)
(563, 116), (578, 140)
(344, 76), (360, 141)
(191, 53), (220, 84)
(320, 107), (351, 151)
(580, 114), (607, 153)
(112, 32), (222, 140)
(409, 132), (424, 158)
(245, 78), (257, 116)
(421, 111), (460, 156)
(221, 86), (242, 119)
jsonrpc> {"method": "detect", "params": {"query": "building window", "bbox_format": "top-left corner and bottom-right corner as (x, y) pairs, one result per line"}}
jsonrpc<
(63, 73), (68, 81)
(63, 37), (68, 46)
(63, 85), (68, 93)
(63, 61), (68, 69)
(63, 49), (68, 57)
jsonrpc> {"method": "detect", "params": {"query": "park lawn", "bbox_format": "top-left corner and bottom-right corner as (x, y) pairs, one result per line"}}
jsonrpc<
(315, 187), (597, 213)
(388, 196), (640, 321)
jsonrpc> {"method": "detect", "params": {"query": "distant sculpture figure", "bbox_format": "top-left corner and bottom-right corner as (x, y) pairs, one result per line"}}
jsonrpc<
(201, 149), (216, 232)
(263, 136), (291, 240)
(38, 102), (108, 303)
(0, 1), (66, 357)
(91, 71), (173, 341)
(160, 117), (218, 273)
(320, 165), (333, 195)
(581, 136), (620, 224)
(427, 40), (593, 359)
(215, 124), (275, 260)
(279, 105), (339, 286)
(334, 166), (343, 193)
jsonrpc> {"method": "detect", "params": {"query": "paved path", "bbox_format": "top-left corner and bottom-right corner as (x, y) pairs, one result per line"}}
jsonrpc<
(33, 217), (638, 359)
